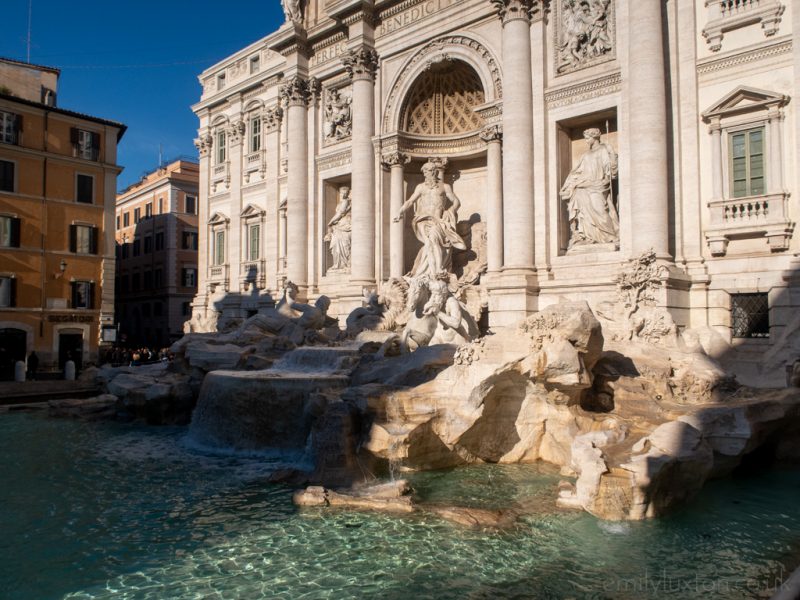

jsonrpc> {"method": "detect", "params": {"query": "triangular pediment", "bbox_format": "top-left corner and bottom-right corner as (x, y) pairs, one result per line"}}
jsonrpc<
(208, 211), (229, 225)
(240, 203), (266, 218)
(703, 86), (789, 120)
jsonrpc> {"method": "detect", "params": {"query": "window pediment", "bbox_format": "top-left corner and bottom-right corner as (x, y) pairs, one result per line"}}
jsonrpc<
(208, 212), (230, 226)
(703, 86), (789, 121)
(240, 204), (265, 219)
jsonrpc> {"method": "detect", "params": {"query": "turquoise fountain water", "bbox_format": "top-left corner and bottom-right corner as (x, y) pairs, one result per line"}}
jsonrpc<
(2, 412), (799, 599)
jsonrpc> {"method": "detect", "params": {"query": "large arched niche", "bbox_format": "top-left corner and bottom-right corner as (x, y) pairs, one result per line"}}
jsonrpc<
(382, 35), (502, 136)
(400, 60), (486, 136)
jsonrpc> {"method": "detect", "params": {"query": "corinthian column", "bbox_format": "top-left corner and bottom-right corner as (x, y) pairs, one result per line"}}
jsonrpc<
(492, 0), (536, 270)
(343, 48), (379, 284)
(279, 76), (310, 287)
(480, 125), (503, 273)
(628, 1), (670, 257)
(382, 152), (410, 278)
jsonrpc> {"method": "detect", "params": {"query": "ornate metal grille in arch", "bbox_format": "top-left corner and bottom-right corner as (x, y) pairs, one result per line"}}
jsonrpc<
(401, 61), (485, 136)
(731, 293), (769, 338)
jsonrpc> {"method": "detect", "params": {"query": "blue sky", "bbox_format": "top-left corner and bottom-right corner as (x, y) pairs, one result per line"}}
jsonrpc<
(0, 0), (284, 190)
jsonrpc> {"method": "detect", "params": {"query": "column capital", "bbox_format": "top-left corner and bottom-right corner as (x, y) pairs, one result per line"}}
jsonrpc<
(263, 106), (284, 133)
(480, 124), (503, 143)
(767, 106), (785, 122)
(279, 76), (312, 107)
(343, 47), (379, 82)
(489, 0), (545, 25)
(381, 151), (410, 169)
(194, 133), (213, 157)
(227, 120), (246, 144)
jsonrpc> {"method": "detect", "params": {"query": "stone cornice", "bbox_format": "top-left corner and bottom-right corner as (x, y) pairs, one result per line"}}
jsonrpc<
(696, 37), (792, 76)
(545, 71), (622, 108)
(311, 31), (348, 54)
(316, 149), (353, 172)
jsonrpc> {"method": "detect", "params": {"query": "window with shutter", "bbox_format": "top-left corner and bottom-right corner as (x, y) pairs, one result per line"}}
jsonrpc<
(0, 159), (14, 192)
(73, 225), (95, 254)
(249, 224), (260, 261)
(0, 216), (20, 248)
(730, 127), (765, 198)
(0, 276), (15, 307)
(216, 132), (226, 164)
(76, 174), (93, 203)
(214, 230), (225, 265)
(0, 111), (19, 144)
(250, 117), (261, 153)
(72, 281), (93, 309)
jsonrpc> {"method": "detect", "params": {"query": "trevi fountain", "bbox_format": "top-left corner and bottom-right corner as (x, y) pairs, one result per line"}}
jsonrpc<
(4, 154), (800, 599)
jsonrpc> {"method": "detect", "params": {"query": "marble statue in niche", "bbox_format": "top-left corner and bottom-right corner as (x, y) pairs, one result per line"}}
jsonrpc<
(557, 0), (614, 74)
(325, 186), (352, 273)
(394, 160), (467, 278)
(323, 88), (352, 142)
(281, 0), (304, 24)
(560, 128), (619, 249)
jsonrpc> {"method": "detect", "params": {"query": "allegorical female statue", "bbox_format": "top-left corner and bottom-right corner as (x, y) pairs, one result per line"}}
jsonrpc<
(281, 0), (304, 24)
(325, 186), (352, 272)
(560, 127), (619, 248)
(394, 161), (466, 278)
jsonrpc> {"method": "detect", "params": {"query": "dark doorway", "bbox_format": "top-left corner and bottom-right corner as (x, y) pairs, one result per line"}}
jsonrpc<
(0, 328), (27, 381)
(58, 333), (83, 374)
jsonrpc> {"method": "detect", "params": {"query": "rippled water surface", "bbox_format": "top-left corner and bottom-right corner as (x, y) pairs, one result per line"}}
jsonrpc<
(2, 413), (800, 599)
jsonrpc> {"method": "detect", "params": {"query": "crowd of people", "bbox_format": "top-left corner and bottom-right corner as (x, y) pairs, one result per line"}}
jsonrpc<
(103, 347), (174, 367)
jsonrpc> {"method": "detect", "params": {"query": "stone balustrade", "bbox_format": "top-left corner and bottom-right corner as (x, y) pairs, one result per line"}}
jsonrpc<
(703, 0), (785, 51)
(705, 192), (793, 255)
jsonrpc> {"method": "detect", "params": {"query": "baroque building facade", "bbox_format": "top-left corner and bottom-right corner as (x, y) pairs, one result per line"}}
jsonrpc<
(190, 0), (800, 381)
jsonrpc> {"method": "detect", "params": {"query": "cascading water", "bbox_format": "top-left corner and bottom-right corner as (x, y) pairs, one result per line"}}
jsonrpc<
(187, 344), (362, 460)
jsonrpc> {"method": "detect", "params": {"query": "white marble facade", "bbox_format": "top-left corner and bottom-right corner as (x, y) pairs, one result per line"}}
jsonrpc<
(191, 0), (800, 369)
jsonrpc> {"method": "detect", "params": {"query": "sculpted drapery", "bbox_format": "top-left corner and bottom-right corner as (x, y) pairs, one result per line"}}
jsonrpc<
(560, 128), (619, 248)
(395, 161), (466, 278)
(325, 187), (352, 272)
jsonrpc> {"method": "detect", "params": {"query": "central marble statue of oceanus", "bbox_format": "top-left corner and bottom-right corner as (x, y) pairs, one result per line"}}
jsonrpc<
(394, 160), (467, 279)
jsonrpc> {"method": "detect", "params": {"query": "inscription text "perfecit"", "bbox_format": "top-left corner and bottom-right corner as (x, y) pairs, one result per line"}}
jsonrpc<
(377, 0), (460, 37)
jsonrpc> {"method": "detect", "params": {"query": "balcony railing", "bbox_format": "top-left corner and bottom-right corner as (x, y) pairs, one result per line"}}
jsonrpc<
(209, 264), (229, 282)
(705, 192), (793, 255)
(703, 0), (785, 51)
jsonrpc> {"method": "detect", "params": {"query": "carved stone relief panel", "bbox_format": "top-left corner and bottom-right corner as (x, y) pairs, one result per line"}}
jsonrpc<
(555, 0), (616, 75)
(322, 85), (352, 145)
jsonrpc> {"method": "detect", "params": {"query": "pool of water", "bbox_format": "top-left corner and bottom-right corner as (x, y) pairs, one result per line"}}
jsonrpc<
(2, 412), (800, 599)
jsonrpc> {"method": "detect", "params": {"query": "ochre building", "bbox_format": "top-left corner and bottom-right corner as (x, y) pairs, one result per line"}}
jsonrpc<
(190, 0), (800, 385)
(0, 58), (125, 377)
